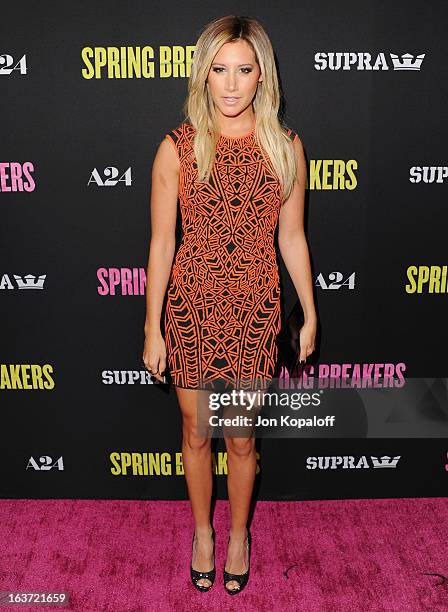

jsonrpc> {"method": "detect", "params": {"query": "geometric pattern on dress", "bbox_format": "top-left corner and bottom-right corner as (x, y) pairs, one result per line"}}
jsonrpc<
(163, 122), (298, 390)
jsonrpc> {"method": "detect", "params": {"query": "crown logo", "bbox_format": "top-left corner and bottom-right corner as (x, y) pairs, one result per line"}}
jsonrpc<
(371, 455), (401, 468)
(14, 274), (47, 289)
(390, 53), (425, 71)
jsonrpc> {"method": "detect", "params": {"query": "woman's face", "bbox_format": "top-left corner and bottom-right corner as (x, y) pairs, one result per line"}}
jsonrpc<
(206, 39), (262, 120)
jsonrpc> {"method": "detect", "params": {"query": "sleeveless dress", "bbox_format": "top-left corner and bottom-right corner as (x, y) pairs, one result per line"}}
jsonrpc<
(163, 121), (298, 390)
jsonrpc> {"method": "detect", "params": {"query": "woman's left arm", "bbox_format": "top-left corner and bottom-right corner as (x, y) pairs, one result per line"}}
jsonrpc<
(278, 135), (317, 361)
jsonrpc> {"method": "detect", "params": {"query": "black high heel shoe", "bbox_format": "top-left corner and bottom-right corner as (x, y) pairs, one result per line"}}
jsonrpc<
(223, 530), (251, 595)
(190, 528), (216, 592)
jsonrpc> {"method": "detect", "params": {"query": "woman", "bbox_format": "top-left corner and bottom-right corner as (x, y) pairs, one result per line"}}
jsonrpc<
(143, 15), (317, 595)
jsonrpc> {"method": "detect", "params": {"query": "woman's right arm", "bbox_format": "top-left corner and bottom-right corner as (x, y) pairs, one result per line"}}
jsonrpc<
(142, 136), (180, 381)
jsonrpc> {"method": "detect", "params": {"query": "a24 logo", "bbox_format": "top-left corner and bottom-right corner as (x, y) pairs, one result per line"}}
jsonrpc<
(88, 166), (132, 186)
(0, 53), (27, 75)
(315, 271), (355, 290)
(26, 456), (64, 471)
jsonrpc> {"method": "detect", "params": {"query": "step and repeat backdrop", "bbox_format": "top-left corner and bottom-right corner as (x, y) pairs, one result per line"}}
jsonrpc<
(2, 1), (448, 501)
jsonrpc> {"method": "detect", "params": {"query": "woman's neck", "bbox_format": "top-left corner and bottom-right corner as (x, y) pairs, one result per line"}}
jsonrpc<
(215, 110), (256, 137)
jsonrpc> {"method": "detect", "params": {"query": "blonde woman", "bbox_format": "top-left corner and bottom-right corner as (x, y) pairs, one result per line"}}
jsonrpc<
(143, 15), (317, 595)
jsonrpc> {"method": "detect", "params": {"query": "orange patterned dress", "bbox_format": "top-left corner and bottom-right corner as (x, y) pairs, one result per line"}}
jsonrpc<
(163, 121), (298, 390)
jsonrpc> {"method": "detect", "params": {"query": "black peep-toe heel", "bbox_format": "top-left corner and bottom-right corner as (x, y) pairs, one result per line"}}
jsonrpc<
(190, 528), (216, 592)
(223, 531), (251, 595)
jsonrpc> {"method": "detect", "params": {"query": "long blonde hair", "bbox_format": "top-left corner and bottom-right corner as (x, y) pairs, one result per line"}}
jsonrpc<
(183, 15), (298, 203)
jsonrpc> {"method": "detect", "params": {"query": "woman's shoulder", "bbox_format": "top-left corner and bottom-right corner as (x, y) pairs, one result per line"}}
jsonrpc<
(165, 121), (195, 148)
(284, 126), (300, 143)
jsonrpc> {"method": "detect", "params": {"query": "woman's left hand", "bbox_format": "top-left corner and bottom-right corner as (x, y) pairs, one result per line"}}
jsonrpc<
(298, 319), (317, 364)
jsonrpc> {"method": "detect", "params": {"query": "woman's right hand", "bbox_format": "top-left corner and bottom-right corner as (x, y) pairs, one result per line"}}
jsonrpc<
(142, 329), (167, 383)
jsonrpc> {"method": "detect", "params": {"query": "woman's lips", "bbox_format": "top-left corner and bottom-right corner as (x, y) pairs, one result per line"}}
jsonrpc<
(222, 97), (240, 105)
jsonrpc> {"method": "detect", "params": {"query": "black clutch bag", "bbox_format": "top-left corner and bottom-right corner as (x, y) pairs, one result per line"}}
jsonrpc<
(276, 300), (305, 375)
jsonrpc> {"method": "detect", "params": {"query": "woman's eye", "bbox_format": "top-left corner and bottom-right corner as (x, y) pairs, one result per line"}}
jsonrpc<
(211, 67), (253, 74)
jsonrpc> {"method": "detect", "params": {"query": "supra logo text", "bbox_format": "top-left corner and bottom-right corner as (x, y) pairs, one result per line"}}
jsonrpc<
(306, 455), (401, 469)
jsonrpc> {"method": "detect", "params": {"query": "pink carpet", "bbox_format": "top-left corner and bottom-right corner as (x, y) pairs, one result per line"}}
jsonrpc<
(1, 498), (447, 611)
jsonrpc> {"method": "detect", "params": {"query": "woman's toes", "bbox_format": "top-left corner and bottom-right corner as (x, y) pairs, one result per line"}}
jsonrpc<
(226, 580), (239, 591)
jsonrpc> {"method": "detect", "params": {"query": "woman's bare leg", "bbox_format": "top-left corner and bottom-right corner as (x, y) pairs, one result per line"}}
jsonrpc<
(223, 390), (260, 591)
(175, 387), (214, 587)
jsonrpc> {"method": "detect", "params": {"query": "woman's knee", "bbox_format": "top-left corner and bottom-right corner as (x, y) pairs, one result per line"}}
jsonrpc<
(182, 419), (211, 451)
(224, 435), (255, 458)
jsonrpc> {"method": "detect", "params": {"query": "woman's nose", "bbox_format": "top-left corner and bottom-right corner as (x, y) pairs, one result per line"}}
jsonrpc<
(225, 73), (236, 91)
